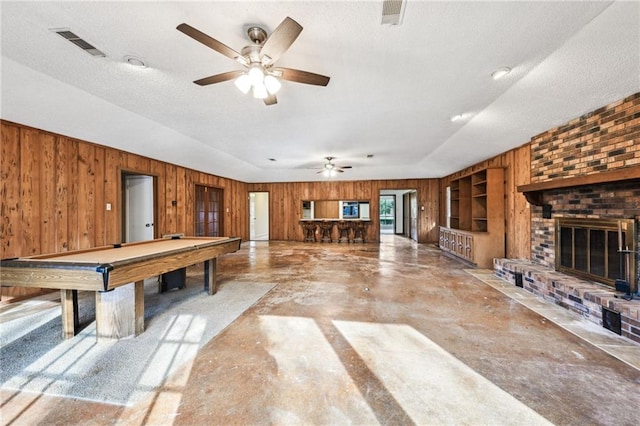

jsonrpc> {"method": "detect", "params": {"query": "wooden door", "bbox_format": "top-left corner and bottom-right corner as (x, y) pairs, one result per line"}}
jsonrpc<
(195, 185), (223, 237)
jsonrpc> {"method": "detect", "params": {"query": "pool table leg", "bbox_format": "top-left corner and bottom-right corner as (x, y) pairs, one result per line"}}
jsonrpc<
(60, 289), (77, 339)
(205, 258), (217, 295)
(95, 280), (145, 340)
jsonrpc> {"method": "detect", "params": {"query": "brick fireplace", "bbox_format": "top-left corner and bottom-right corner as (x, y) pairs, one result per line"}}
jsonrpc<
(526, 90), (640, 295)
(530, 181), (640, 292)
(496, 93), (640, 342)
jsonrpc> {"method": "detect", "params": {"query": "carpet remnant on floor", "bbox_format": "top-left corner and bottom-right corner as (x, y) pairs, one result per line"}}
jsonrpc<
(0, 281), (274, 406)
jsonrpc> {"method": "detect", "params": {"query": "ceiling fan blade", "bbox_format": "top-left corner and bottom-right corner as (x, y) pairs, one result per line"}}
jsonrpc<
(340, 166), (353, 169)
(260, 17), (302, 65)
(177, 23), (248, 66)
(336, 169), (344, 173)
(263, 94), (278, 106)
(273, 67), (330, 86)
(194, 70), (245, 86)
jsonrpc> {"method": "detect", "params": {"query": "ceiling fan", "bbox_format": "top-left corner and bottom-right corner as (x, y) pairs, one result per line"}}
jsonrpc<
(177, 17), (330, 105)
(317, 157), (352, 176)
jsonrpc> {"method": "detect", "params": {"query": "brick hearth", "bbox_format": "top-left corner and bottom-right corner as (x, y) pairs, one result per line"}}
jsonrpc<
(494, 258), (640, 344)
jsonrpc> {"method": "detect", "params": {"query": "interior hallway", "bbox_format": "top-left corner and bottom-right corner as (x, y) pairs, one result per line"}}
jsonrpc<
(2, 235), (639, 425)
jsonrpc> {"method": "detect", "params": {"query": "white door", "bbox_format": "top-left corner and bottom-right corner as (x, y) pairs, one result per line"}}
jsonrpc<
(410, 191), (418, 241)
(249, 192), (269, 240)
(125, 175), (154, 242)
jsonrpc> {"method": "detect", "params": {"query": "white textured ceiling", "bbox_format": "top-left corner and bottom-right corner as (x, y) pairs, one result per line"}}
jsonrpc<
(1, 1), (639, 182)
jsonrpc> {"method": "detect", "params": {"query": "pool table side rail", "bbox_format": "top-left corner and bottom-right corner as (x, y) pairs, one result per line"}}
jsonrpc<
(0, 237), (241, 292)
(106, 238), (241, 288)
(0, 264), (107, 291)
(6, 236), (235, 262)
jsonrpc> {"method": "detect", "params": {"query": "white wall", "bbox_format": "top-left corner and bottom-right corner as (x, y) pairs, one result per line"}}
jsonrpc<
(250, 192), (269, 240)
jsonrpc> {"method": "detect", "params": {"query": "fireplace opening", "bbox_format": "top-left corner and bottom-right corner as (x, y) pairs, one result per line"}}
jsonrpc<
(555, 218), (636, 289)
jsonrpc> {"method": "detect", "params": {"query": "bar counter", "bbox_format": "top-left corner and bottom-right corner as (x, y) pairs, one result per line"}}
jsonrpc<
(299, 219), (370, 243)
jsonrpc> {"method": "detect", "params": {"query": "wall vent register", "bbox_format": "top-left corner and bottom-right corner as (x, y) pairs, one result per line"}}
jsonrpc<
(51, 28), (105, 57)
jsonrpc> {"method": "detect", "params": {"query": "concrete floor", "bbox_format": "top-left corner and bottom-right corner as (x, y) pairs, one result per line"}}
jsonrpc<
(2, 235), (639, 425)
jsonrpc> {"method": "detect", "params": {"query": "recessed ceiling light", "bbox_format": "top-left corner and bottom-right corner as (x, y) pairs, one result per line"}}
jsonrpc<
(450, 114), (464, 122)
(124, 55), (147, 68)
(491, 66), (511, 80)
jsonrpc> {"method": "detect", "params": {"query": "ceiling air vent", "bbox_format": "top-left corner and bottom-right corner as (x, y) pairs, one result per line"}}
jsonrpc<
(51, 28), (105, 57)
(381, 0), (406, 25)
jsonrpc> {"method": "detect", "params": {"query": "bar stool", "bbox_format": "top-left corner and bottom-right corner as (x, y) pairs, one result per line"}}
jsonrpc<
(352, 221), (366, 243)
(301, 221), (317, 242)
(319, 221), (334, 243)
(337, 220), (351, 243)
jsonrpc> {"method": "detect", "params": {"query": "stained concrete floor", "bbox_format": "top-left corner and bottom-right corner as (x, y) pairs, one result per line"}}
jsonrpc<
(2, 235), (639, 425)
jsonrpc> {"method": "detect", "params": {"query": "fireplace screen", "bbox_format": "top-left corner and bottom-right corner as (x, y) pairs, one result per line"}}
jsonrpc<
(556, 218), (636, 287)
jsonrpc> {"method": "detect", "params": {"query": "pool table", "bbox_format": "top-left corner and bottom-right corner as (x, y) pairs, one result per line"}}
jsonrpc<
(0, 236), (241, 341)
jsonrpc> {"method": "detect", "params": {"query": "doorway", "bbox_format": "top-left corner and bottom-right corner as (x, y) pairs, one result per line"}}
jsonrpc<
(409, 191), (418, 241)
(380, 195), (395, 234)
(195, 185), (223, 237)
(380, 189), (418, 241)
(249, 192), (269, 240)
(122, 173), (155, 243)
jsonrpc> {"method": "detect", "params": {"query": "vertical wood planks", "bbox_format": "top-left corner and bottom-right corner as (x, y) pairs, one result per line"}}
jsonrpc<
(165, 164), (177, 234)
(150, 160), (165, 238)
(1, 123), (21, 258)
(104, 148), (121, 244)
(94, 146), (106, 246)
(20, 128), (41, 255)
(40, 132), (56, 254)
(77, 142), (95, 249)
(55, 136), (69, 251)
(512, 145), (531, 259)
(67, 138), (80, 251)
(176, 166), (187, 234)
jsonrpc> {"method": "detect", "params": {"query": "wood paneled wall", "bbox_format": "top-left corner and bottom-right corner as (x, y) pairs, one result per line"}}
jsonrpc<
(247, 179), (440, 243)
(2, 118), (529, 300)
(1, 120), (249, 299)
(439, 145), (531, 259)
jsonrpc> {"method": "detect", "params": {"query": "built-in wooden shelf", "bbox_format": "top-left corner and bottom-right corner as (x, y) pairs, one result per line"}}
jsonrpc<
(517, 166), (640, 206)
(440, 167), (505, 267)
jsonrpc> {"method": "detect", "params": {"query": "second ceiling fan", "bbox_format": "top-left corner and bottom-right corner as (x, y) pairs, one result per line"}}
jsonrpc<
(177, 17), (330, 105)
(317, 157), (352, 176)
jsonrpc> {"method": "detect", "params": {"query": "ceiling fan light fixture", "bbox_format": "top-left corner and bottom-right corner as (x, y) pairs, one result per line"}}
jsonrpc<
(178, 18), (329, 106)
(253, 83), (268, 99)
(264, 75), (282, 94)
(248, 64), (265, 85)
(234, 74), (252, 94)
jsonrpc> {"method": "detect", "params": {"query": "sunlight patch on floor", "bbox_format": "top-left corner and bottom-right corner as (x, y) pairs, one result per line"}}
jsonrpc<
(0, 298), (61, 345)
(259, 315), (378, 425)
(3, 331), (114, 394)
(333, 320), (553, 425)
